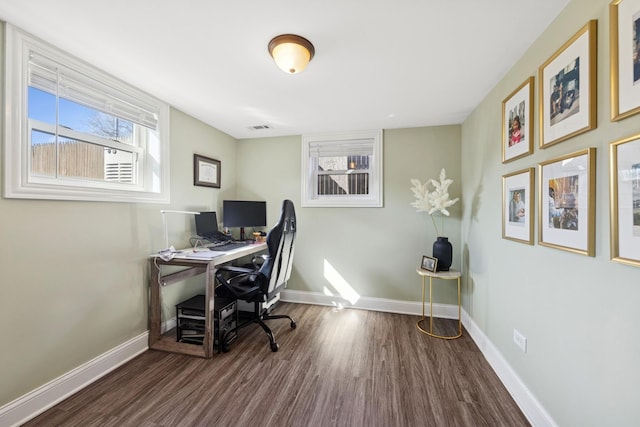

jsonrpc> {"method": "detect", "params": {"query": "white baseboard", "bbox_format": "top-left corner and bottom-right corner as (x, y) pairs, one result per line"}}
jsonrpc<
(0, 333), (148, 427)
(2, 293), (556, 427)
(280, 289), (460, 319)
(282, 289), (557, 427)
(462, 313), (558, 427)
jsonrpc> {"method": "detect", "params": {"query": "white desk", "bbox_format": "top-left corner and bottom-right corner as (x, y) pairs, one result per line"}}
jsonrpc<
(148, 242), (267, 358)
(416, 268), (462, 340)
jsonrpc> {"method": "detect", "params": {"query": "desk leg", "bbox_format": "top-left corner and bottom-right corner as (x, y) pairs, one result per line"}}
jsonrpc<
(147, 259), (211, 358)
(149, 260), (161, 347)
(203, 264), (216, 358)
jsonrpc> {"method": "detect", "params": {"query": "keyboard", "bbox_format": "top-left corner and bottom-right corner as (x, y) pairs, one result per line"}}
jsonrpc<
(207, 241), (250, 251)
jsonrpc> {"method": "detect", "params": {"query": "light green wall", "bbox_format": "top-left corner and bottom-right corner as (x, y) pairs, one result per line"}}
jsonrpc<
(0, 23), (239, 403)
(461, 0), (640, 425)
(237, 126), (462, 302)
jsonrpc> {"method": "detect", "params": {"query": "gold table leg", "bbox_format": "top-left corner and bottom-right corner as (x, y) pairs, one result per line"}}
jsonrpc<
(416, 274), (462, 340)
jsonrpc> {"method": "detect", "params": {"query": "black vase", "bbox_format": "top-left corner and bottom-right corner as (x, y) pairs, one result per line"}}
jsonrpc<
(432, 237), (452, 271)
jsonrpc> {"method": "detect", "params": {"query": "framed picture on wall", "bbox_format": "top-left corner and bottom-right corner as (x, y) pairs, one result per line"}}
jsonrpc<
(193, 154), (221, 188)
(609, 132), (640, 266)
(610, 0), (640, 121)
(502, 168), (535, 245)
(502, 77), (534, 163)
(538, 148), (596, 256)
(539, 20), (597, 148)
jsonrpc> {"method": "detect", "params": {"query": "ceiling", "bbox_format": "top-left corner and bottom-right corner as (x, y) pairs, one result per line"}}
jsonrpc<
(0, 0), (569, 140)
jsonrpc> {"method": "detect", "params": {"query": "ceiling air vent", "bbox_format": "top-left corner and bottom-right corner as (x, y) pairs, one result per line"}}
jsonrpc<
(247, 124), (272, 131)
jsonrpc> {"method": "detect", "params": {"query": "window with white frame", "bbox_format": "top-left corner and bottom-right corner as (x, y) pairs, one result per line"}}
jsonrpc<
(302, 130), (383, 207)
(3, 24), (170, 203)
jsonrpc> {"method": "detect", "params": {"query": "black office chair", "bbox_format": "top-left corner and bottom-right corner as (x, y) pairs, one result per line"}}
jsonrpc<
(215, 199), (297, 352)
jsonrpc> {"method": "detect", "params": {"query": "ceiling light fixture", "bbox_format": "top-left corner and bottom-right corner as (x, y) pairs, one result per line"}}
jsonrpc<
(268, 34), (315, 74)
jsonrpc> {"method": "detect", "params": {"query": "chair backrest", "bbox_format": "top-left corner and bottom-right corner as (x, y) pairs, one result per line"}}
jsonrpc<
(258, 200), (296, 298)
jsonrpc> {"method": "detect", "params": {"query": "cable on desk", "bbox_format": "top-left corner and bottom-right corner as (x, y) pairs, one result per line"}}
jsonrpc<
(151, 255), (167, 333)
(152, 256), (162, 281)
(152, 255), (184, 334)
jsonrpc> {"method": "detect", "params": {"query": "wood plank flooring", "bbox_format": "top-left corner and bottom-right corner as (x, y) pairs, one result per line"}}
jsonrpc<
(22, 303), (530, 427)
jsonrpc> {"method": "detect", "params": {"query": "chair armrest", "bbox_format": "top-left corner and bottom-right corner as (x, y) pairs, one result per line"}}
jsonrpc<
(217, 265), (255, 274)
(215, 264), (268, 300)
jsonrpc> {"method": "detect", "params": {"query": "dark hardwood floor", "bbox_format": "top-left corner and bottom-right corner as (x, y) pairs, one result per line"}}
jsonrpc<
(23, 303), (530, 427)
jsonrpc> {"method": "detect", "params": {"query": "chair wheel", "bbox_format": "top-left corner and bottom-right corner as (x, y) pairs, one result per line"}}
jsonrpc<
(290, 321), (297, 329)
(270, 342), (279, 352)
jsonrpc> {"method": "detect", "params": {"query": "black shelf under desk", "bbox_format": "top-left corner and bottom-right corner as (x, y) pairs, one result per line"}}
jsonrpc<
(176, 294), (237, 351)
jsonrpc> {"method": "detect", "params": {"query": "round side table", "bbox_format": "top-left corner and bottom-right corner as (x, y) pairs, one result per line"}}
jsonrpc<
(416, 268), (462, 339)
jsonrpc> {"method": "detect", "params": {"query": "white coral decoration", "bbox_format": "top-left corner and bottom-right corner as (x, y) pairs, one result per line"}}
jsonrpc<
(427, 168), (459, 216)
(410, 168), (459, 236)
(409, 178), (433, 213)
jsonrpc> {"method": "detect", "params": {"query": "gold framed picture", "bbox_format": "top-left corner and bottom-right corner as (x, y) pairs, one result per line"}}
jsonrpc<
(609, 132), (640, 266)
(502, 77), (534, 163)
(539, 20), (597, 148)
(502, 168), (535, 245)
(538, 148), (596, 256)
(610, 0), (640, 121)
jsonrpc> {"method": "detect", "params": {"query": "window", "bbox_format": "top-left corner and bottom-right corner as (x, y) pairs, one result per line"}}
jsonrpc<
(302, 130), (383, 207)
(3, 24), (170, 203)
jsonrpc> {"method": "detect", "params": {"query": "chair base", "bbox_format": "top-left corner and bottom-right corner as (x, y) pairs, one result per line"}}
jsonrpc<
(221, 304), (296, 352)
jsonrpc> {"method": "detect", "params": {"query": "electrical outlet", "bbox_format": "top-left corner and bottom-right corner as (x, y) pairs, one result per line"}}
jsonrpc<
(513, 329), (527, 353)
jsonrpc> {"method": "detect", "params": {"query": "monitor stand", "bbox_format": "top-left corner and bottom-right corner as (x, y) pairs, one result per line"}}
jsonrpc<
(239, 227), (246, 241)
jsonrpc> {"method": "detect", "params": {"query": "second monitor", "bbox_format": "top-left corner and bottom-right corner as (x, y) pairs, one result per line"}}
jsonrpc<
(223, 200), (267, 241)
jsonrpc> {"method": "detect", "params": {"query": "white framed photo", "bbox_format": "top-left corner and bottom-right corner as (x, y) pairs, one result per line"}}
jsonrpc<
(502, 168), (534, 245)
(610, 0), (640, 121)
(610, 132), (640, 266)
(502, 77), (534, 163)
(538, 148), (596, 256)
(539, 20), (597, 148)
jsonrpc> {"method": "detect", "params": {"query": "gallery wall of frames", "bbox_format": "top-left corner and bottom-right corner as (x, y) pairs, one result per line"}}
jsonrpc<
(500, 1), (640, 268)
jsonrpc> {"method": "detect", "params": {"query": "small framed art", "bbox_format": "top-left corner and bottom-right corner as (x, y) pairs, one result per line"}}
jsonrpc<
(539, 20), (597, 148)
(502, 77), (534, 163)
(193, 154), (221, 188)
(609, 132), (640, 266)
(420, 255), (438, 273)
(502, 168), (535, 245)
(610, 0), (640, 121)
(538, 147), (596, 256)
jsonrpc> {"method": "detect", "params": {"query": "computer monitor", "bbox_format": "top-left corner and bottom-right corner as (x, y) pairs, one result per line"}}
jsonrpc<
(223, 200), (267, 240)
(194, 211), (219, 240)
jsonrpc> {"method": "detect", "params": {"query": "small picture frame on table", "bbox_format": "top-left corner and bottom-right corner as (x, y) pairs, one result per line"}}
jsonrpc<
(610, 0), (640, 121)
(539, 20), (597, 148)
(609, 132), (640, 267)
(538, 147), (596, 256)
(502, 168), (535, 245)
(194, 154), (221, 188)
(502, 77), (534, 163)
(420, 255), (438, 273)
